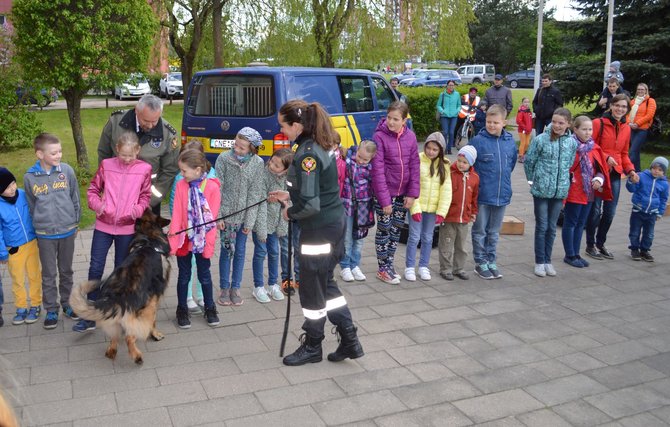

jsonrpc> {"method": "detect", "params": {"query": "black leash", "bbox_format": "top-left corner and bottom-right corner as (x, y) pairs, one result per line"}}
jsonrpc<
(279, 220), (293, 357)
(169, 198), (267, 236)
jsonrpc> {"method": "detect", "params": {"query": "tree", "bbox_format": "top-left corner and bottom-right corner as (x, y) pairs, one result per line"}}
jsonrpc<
(12, 0), (157, 171)
(312, 0), (355, 67)
(213, 0), (224, 67)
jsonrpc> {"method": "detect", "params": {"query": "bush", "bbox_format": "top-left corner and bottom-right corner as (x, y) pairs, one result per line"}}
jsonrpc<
(0, 61), (43, 151)
(146, 72), (162, 95)
(402, 84), (489, 139)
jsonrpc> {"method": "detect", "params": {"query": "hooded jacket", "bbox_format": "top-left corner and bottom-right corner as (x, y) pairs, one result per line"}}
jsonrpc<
(445, 162), (479, 224)
(524, 125), (578, 199)
(626, 169), (668, 216)
(410, 153), (452, 217)
(371, 118), (420, 208)
(468, 129), (517, 206)
(0, 189), (36, 261)
(592, 113), (634, 175)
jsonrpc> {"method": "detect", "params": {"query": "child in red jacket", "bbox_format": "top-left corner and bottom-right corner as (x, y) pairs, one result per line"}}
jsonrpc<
(438, 146), (479, 281)
(516, 97), (533, 163)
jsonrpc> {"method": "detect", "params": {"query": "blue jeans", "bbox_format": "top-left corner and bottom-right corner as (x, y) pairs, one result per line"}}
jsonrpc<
(471, 204), (506, 265)
(252, 232), (280, 287)
(406, 213), (436, 268)
(561, 201), (593, 258)
(533, 197), (563, 264)
(629, 210), (656, 251)
(440, 116), (458, 152)
(586, 170), (621, 248)
(219, 229), (248, 290)
(341, 215), (364, 269)
(629, 129), (648, 172)
(88, 229), (134, 300)
(177, 253), (215, 309)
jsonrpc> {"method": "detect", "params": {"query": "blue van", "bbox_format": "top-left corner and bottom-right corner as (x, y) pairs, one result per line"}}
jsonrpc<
(181, 67), (400, 163)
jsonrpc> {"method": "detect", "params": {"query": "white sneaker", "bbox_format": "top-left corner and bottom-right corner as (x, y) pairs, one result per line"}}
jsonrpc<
(269, 284), (285, 301)
(351, 266), (366, 281)
(252, 286), (271, 303)
(187, 298), (201, 313)
(544, 264), (557, 276)
(534, 264), (546, 277)
(418, 267), (431, 281)
(340, 268), (355, 282)
(404, 267), (416, 282)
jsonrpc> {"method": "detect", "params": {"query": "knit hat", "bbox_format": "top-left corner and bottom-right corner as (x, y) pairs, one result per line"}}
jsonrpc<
(651, 156), (668, 174)
(0, 167), (16, 195)
(610, 61), (621, 72)
(237, 127), (263, 148)
(425, 131), (446, 151)
(458, 145), (477, 166)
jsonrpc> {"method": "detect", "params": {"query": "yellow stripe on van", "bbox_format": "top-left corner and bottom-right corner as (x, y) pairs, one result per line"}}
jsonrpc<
(347, 115), (362, 145)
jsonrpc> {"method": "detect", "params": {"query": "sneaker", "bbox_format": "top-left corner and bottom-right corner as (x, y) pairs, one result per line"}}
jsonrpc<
(544, 264), (557, 277)
(488, 263), (503, 279)
(252, 286), (271, 303)
(631, 248), (641, 261)
(62, 305), (79, 320)
(454, 271), (470, 280)
(440, 271), (454, 281)
(377, 267), (400, 285)
(475, 263), (493, 280)
(418, 266), (431, 281)
(641, 251), (655, 262)
(351, 266), (366, 281)
(281, 278), (296, 296)
(72, 319), (96, 333)
(25, 306), (41, 324)
(563, 256), (583, 268)
(204, 306), (220, 326)
(597, 245), (614, 259)
(12, 308), (28, 325)
(404, 267), (416, 282)
(269, 284), (285, 301)
(176, 307), (191, 329)
(576, 256), (590, 267)
(187, 298), (202, 313)
(43, 311), (58, 329)
(534, 263), (547, 277)
(217, 289), (232, 306)
(196, 298), (205, 310)
(340, 268), (354, 282)
(585, 246), (603, 260)
(230, 288), (244, 306)
(389, 267), (401, 280)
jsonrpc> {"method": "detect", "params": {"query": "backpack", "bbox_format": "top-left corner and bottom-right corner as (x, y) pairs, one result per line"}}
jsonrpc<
(646, 98), (663, 136)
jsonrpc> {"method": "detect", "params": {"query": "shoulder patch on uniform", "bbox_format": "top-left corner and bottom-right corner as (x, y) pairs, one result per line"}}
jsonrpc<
(301, 156), (317, 172)
(111, 110), (124, 116)
(165, 122), (177, 135)
(291, 144), (298, 152)
(171, 137), (178, 149)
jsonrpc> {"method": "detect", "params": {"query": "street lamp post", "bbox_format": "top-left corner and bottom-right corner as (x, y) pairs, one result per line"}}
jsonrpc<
(533, 0), (545, 92)
(604, 0), (615, 87)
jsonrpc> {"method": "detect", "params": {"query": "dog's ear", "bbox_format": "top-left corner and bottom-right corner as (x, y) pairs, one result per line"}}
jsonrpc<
(157, 216), (171, 228)
(135, 208), (155, 231)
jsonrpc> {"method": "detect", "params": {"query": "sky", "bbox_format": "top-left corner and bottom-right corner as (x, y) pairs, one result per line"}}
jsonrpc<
(546, 0), (582, 21)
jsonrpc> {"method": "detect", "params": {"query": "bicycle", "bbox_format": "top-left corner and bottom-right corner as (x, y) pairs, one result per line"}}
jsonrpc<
(455, 109), (476, 148)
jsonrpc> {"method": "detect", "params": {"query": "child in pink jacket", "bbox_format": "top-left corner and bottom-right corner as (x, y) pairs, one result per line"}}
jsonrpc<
(169, 149), (221, 329)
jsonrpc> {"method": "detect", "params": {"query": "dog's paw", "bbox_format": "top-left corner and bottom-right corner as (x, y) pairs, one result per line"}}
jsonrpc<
(150, 330), (165, 341)
(134, 355), (144, 365)
(105, 348), (117, 360)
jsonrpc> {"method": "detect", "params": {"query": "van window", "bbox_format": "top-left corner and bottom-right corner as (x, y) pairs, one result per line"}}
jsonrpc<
(371, 77), (395, 110)
(286, 74), (342, 113)
(474, 66), (484, 74)
(486, 65), (495, 75)
(457, 66), (465, 75)
(186, 74), (275, 117)
(340, 76), (373, 113)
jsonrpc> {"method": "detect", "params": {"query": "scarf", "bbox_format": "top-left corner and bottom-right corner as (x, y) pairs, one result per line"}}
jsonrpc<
(575, 136), (595, 200)
(1, 193), (18, 204)
(628, 96), (645, 123)
(187, 173), (215, 254)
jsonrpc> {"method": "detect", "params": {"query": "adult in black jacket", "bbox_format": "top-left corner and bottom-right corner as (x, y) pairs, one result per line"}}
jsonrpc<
(532, 74), (564, 135)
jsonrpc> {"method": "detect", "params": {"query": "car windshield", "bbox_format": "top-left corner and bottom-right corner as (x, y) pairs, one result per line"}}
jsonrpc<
(126, 74), (147, 84)
(168, 73), (182, 81)
(415, 71), (430, 78)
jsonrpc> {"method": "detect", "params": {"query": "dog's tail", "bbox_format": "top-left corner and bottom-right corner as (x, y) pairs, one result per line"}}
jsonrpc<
(68, 280), (107, 322)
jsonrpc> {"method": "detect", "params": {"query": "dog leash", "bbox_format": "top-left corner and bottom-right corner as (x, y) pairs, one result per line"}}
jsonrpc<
(168, 198), (267, 236)
(279, 220), (293, 357)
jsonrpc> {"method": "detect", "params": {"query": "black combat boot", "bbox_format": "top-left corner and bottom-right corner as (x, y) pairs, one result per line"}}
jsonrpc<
(327, 323), (364, 362)
(283, 333), (324, 366)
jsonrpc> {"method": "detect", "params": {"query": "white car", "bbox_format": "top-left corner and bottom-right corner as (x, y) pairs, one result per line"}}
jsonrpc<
(115, 74), (151, 100)
(159, 72), (183, 98)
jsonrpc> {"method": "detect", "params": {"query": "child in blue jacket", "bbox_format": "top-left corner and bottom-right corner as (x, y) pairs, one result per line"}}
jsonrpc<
(626, 156), (668, 262)
(468, 104), (518, 280)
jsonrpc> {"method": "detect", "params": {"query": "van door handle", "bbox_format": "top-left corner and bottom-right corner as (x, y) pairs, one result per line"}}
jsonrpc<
(370, 115), (376, 121)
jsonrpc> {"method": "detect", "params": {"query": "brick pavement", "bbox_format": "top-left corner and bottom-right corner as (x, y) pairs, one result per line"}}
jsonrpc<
(2, 154), (670, 426)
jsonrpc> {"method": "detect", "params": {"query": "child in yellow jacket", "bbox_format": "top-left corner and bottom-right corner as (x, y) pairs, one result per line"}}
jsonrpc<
(405, 132), (452, 281)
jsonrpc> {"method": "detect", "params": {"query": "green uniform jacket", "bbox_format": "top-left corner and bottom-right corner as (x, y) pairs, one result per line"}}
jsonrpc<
(524, 126), (578, 199)
(97, 109), (179, 208)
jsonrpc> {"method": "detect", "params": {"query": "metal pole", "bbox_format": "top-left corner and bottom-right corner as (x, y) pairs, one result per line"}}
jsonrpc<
(533, 0), (545, 92)
(604, 0), (615, 88)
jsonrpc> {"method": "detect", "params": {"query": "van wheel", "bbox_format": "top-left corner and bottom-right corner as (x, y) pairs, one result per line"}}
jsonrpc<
(510, 80), (518, 88)
(473, 78), (481, 84)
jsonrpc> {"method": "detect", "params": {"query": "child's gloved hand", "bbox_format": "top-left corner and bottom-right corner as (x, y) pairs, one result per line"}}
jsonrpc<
(8, 247), (18, 255)
(435, 215), (445, 225)
(411, 213), (422, 222)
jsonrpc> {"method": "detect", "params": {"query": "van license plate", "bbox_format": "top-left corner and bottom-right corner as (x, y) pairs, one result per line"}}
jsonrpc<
(210, 139), (234, 149)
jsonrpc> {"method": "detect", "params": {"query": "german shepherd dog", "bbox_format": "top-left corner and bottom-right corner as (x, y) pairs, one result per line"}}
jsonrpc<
(70, 209), (171, 364)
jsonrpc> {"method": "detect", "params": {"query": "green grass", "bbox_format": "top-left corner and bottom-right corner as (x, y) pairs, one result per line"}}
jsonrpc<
(2, 104), (183, 228)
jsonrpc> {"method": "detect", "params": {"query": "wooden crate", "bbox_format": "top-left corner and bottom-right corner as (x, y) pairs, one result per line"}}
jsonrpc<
(500, 215), (525, 235)
(665, 204), (670, 217)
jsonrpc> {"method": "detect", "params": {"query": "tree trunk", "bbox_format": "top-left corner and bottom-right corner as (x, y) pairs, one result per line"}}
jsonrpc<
(213, 0), (224, 68)
(312, 0), (354, 68)
(64, 90), (89, 171)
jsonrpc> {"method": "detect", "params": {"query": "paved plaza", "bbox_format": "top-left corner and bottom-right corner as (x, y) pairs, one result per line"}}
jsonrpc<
(2, 157), (670, 426)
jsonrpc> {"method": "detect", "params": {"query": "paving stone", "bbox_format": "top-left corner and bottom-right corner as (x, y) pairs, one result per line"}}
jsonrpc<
(387, 340), (465, 365)
(391, 377), (480, 409)
(525, 359), (577, 379)
(312, 389), (406, 425)
(516, 408), (573, 427)
(639, 333), (670, 352)
(67, 342), (115, 363)
(232, 349), (289, 373)
(647, 378), (670, 399)
(21, 394), (118, 426)
(423, 293), (486, 309)
(524, 373), (609, 406)
(0, 336), (30, 354)
(531, 339), (576, 358)
(472, 345), (548, 369)
(470, 299), (531, 316)
(402, 323), (475, 344)
(225, 404), (326, 427)
(375, 402), (472, 427)
(480, 331), (524, 348)
(5, 380), (72, 406)
(452, 336), (495, 354)
(559, 333), (604, 351)
(3, 347), (69, 369)
(358, 331), (416, 353)
(651, 405), (670, 423)
(511, 321), (577, 343)
(370, 299), (436, 317)
(466, 365), (549, 394)
(354, 350), (401, 371)
(30, 358), (115, 385)
(582, 327), (629, 345)
(30, 330), (106, 351)
(335, 366), (420, 395)
(552, 399), (613, 427)
(168, 394), (264, 426)
(452, 389), (544, 423)
(584, 384), (670, 418)
(73, 408), (171, 427)
(72, 369), (159, 398)
(556, 352), (608, 372)
(641, 352), (670, 375)
(255, 378), (345, 412)
(116, 381), (207, 413)
(462, 317), (504, 335)
(607, 303), (670, 323)
(584, 361), (666, 390)
(279, 359), (365, 385)
(380, 286), (444, 303)
(617, 412), (669, 427)
(156, 357), (240, 385)
(475, 416), (525, 427)
(442, 355), (488, 376)
(405, 362), (456, 382)
(189, 337), (268, 361)
(201, 368), (289, 398)
(416, 306), (482, 325)
(112, 346), (194, 372)
(358, 314), (428, 334)
(585, 340), (658, 365)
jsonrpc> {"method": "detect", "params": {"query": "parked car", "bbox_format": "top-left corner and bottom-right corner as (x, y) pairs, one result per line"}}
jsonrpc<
(159, 72), (183, 98)
(392, 68), (423, 83)
(16, 87), (56, 107)
(505, 70), (535, 88)
(114, 74), (151, 100)
(456, 64), (496, 84)
(398, 69), (438, 86)
(403, 69), (462, 87)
